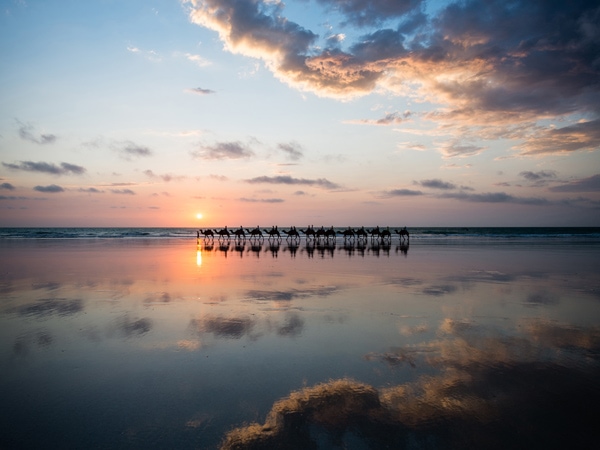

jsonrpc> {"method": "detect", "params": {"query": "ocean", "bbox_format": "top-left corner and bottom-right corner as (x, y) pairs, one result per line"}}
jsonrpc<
(1, 226), (599, 242)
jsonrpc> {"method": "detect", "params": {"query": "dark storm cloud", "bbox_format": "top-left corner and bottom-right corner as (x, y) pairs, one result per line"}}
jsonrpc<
(2, 161), (86, 175)
(17, 120), (57, 145)
(549, 174), (600, 192)
(191, 141), (255, 160)
(415, 179), (457, 190)
(34, 184), (64, 193)
(244, 175), (341, 190)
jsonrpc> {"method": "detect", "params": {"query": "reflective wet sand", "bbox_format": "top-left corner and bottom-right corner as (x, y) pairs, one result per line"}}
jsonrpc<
(1, 238), (599, 449)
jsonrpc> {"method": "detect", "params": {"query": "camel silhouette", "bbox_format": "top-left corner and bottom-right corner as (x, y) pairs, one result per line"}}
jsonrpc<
(265, 226), (282, 241)
(198, 229), (215, 240)
(246, 226), (264, 240)
(214, 227), (231, 240)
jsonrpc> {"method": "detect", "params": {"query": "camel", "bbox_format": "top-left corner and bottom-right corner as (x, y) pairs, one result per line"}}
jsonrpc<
(299, 225), (316, 240)
(338, 227), (355, 241)
(265, 226), (282, 240)
(198, 229), (215, 240)
(395, 227), (410, 242)
(214, 227), (231, 240)
(314, 226), (327, 240)
(282, 226), (301, 242)
(246, 226), (264, 240)
(324, 226), (337, 241)
(368, 226), (381, 242)
(380, 227), (392, 243)
(231, 226), (247, 241)
(355, 227), (368, 240)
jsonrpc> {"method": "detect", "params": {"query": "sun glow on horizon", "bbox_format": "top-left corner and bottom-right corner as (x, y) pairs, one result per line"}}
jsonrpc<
(196, 213), (203, 220)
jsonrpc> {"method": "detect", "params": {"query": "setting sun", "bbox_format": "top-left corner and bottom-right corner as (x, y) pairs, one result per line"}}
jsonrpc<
(196, 213), (203, 220)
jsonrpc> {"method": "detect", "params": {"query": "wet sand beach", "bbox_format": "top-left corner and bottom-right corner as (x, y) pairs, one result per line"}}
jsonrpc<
(1, 232), (600, 449)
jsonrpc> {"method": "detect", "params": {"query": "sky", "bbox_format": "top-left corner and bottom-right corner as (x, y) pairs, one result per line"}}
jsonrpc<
(1, 0), (599, 227)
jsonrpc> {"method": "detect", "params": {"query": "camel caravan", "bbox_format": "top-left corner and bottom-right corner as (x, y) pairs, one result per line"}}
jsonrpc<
(197, 226), (409, 244)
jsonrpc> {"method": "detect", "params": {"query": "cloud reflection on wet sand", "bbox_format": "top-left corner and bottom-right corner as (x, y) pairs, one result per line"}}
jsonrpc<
(222, 319), (600, 450)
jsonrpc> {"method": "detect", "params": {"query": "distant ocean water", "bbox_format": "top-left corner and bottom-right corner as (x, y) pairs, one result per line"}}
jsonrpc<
(1, 227), (599, 244)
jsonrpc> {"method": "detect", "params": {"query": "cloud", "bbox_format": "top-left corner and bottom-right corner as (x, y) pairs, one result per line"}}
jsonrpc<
(514, 119), (600, 156)
(0, 195), (28, 201)
(143, 170), (186, 182)
(348, 111), (412, 126)
(377, 188), (424, 198)
(192, 141), (255, 160)
(415, 179), (457, 190)
(239, 197), (285, 203)
(34, 184), (64, 193)
(110, 189), (136, 195)
(186, 87), (216, 95)
(17, 120), (57, 145)
(0, 182), (15, 190)
(316, 0), (425, 27)
(245, 175), (341, 190)
(126, 45), (161, 62)
(441, 191), (548, 205)
(183, 52), (212, 67)
(439, 142), (486, 159)
(519, 171), (558, 182)
(113, 141), (153, 160)
(78, 187), (104, 194)
(2, 161), (86, 175)
(549, 174), (600, 192)
(278, 142), (304, 161)
(185, 0), (600, 158)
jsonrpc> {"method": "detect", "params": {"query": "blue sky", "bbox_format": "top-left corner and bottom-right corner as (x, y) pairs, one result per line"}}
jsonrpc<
(1, 0), (599, 227)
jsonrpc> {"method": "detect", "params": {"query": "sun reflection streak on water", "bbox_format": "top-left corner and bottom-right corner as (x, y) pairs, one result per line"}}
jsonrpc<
(196, 246), (202, 267)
